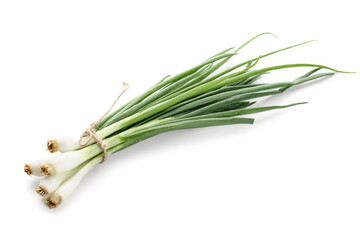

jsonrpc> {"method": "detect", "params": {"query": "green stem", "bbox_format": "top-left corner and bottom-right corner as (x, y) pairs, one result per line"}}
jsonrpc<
(95, 63), (344, 141)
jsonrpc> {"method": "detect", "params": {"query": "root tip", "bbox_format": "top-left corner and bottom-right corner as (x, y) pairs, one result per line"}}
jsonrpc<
(35, 186), (48, 196)
(24, 164), (32, 175)
(45, 193), (62, 209)
(40, 164), (56, 176)
(47, 140), (58, 153)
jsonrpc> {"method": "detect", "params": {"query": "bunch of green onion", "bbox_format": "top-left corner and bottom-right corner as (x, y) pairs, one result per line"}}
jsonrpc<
(24, 33), (349, 208)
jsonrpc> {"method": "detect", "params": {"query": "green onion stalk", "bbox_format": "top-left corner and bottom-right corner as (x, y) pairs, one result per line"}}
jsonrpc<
(24, 33), (352, 208)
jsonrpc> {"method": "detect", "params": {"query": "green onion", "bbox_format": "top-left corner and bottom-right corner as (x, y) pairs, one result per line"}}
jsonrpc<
(24, 33), (352, 208)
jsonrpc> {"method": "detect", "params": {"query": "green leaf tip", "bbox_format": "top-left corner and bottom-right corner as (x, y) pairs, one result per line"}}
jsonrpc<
(283, 102), (308, 108)
(331, 69), (355, 74)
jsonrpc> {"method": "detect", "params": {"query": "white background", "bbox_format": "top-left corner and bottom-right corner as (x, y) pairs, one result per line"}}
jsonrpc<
(0, 0), (359, 239)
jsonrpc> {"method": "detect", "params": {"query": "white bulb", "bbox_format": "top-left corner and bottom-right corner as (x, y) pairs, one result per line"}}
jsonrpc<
(47, 136), (80, 153)
(56, 136), (80, 152)
(44, 156), (101, 208)
(41, 149), (90, 175)
(36, 168), (77, 197)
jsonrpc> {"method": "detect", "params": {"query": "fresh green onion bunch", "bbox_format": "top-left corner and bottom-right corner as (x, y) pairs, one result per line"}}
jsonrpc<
(24, 33), (349, 208)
